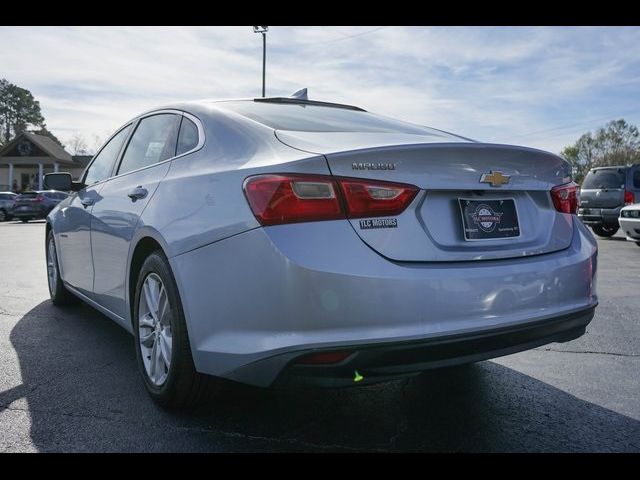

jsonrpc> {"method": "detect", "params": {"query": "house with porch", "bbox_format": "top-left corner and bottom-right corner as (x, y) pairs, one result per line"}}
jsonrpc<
(0, 132), (92, 192)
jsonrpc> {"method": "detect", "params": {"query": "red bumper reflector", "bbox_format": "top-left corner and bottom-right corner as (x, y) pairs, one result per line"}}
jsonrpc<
(296, 351), (352, 365)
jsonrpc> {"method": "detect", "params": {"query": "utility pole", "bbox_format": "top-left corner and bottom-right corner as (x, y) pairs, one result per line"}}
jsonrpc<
(253, 26), (269, 97)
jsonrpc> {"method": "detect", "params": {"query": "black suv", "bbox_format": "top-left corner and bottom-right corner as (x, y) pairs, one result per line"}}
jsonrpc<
(578, 164), (640, 237)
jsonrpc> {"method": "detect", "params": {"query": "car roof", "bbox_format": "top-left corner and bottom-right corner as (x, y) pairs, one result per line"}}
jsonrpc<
(591, 166), (628, 170)
(18, 190), (64, 194)
(133, 97), (367, 121)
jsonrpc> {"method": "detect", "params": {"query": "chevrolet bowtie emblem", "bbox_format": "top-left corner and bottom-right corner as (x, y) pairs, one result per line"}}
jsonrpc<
(480, 170), (511, 187)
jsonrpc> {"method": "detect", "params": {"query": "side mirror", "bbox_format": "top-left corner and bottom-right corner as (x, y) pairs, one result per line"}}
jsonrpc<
(44, 172), (82, 192)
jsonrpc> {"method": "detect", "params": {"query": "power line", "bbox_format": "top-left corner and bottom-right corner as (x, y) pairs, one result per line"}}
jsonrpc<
(296, 26), (391, 48)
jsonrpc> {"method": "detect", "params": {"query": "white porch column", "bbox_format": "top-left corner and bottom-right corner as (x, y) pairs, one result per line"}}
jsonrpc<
(38, 163), (44, 190)
(8, 163), (14, 191)
(54, 162), (59, 173)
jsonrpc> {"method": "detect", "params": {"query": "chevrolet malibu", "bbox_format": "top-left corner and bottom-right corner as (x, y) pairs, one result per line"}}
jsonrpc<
(44, 93), (598, 408)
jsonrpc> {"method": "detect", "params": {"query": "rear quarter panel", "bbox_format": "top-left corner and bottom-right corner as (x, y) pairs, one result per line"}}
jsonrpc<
(139, 106), (331, 258)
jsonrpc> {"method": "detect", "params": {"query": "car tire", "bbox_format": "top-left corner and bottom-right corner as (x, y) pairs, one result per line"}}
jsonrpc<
(636, 241), (640, 247)
(0, 209), (6, 222)
(46, 231), (81, 306)
(133, 251), (218, 408)
(20, 218), (29, 223)
(591, 225), (618, 237)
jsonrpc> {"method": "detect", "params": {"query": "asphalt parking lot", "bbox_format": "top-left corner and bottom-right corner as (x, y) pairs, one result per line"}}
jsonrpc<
(0, 220), (638, 452)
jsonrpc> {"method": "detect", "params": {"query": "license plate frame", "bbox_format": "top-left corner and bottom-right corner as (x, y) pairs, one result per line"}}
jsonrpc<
(458, 198), (521, 241)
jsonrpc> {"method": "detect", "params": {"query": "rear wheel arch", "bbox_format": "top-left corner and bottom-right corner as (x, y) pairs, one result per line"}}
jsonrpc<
(128, 237), (167, 326)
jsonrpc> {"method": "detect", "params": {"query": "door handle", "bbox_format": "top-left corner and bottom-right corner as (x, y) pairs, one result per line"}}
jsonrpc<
(128, 186), (148, 201)
(80, 198), (94, 208)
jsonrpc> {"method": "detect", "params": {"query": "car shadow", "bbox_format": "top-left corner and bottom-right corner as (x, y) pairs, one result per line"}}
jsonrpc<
(2, 300), (639, 452)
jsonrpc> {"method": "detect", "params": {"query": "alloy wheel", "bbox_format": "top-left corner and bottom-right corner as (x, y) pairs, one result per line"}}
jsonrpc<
(47, 237), (58, 294)
(138, 273), (173, 386)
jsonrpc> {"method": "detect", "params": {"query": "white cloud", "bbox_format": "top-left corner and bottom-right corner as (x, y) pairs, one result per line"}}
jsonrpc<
(1, 26), (640, 154)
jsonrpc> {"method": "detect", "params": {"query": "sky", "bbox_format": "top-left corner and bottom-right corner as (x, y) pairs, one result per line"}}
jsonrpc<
(1, 25), (640, 154)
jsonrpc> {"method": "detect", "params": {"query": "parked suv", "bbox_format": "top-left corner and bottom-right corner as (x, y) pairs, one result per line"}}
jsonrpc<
(578, 165), (640, 237)
(12, 190), (69, 223)
(0, 191), (17, 222)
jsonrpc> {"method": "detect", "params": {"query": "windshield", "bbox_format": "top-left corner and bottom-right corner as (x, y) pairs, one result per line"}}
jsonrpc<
(218, 100), (463, 139)
(582, 169), (626, 189)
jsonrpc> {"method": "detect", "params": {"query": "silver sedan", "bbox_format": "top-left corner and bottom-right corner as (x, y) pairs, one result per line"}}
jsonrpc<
(44, 93), (598, 408)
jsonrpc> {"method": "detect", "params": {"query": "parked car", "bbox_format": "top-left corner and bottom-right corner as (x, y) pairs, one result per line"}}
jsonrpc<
(12, 190), (69, 223)
(619, 203), (640, 246)
(0, 191), (17, 221)
(578, 164), (640, 237)
(44, 94), (598, 408)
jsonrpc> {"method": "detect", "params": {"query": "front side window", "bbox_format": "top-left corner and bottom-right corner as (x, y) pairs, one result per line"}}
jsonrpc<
(118, 114), (181, 175)
(85, 125), (132, 185)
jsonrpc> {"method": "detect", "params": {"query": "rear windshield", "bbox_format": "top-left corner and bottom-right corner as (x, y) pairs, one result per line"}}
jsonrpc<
(582, 169), (626, 189)
(218, 100), (462, 139)
(17, 192), (38, 199)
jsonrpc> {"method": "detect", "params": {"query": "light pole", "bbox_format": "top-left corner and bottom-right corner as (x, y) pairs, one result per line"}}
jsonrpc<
(253, 26), (268, 97)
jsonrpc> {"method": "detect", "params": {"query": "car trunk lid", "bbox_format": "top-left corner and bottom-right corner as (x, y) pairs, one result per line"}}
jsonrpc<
(276, 131), (574, 262)
(14, 192), (41, 205)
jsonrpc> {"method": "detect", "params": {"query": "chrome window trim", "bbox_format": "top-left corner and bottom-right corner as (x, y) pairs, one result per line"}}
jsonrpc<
(79, 109), (205, 189)
(112, 109), (205, 179)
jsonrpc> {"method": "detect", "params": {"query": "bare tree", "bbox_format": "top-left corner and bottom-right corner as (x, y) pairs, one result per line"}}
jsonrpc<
(66, 134), (89, 155)
(89, 134), (105, 155)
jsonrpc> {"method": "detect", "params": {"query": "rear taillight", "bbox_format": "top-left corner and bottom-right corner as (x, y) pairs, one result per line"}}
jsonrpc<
(551, 182), (579, 214)
(243, 174), (419, 226)
(243, 174), (343, 226)
(338, 178), (419, 218)
(624, 190), (635, 206)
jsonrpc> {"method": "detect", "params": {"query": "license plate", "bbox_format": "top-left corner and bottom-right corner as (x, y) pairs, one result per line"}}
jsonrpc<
(458, 198), (520, 241)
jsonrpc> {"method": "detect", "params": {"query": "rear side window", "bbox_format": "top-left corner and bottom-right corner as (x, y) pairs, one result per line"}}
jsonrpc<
(118, 114), (181, 175)
(634, 171), (640, 189)
(176, 117), (199, 156)
(85, 125), (132, 185)
(18, 192), (38, 199)
(582, 169), (626, 189)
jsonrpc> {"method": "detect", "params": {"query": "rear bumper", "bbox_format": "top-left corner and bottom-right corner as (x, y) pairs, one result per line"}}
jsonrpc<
(578, 207), (621, 227)
(170, 217), (598, 387)
(250, 305), (595, 388)
(12, 206), (47, 218)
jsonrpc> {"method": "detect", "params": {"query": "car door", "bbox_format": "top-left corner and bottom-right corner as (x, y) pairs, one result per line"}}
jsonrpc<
(56, 124), (132, 297)
(90, 112), (181, 321)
